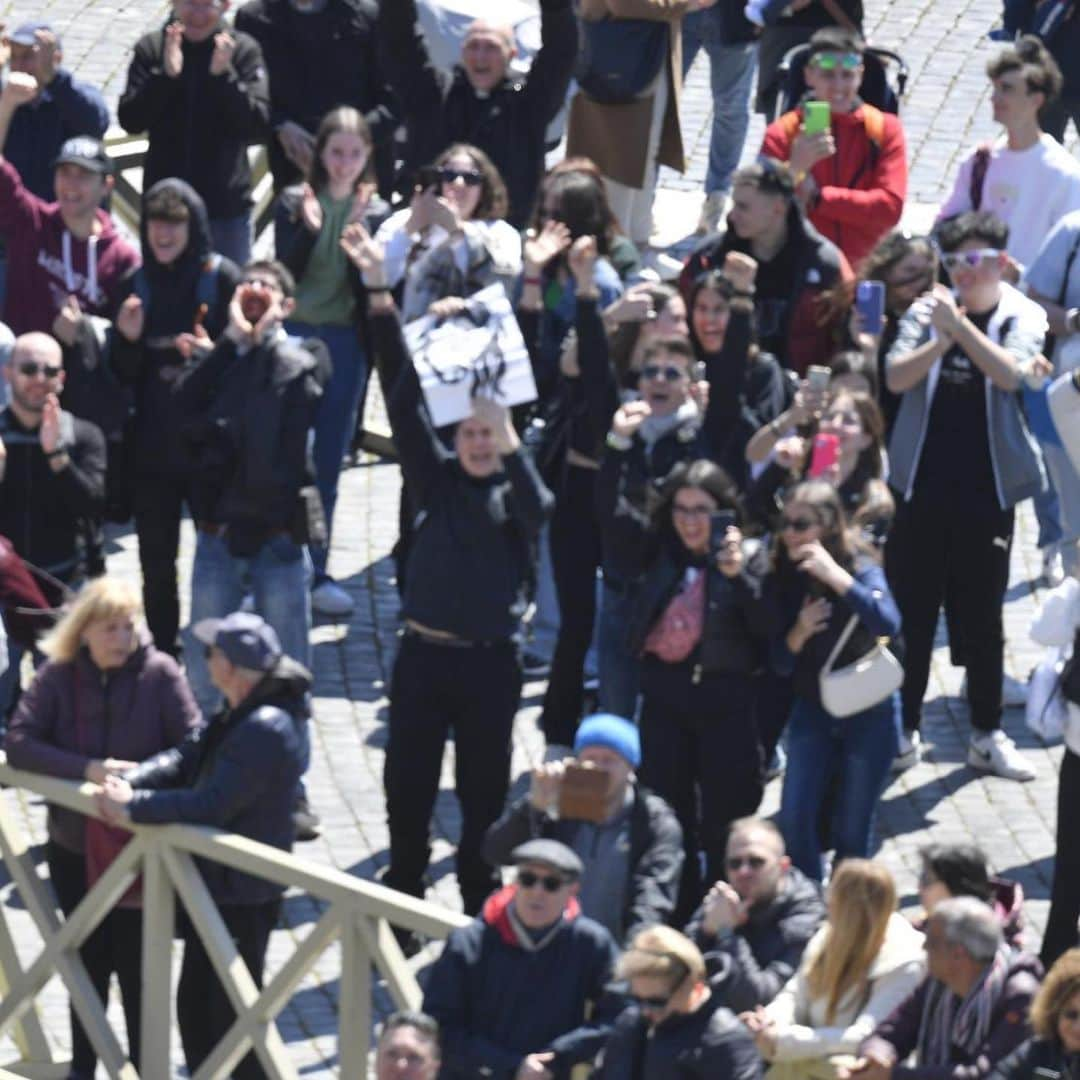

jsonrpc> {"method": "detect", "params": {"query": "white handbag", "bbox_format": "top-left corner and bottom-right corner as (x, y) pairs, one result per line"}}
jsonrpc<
(819, 614), (903, 719)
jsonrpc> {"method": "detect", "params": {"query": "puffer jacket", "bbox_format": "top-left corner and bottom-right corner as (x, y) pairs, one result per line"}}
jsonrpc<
(990, 1037), (1080, 1080)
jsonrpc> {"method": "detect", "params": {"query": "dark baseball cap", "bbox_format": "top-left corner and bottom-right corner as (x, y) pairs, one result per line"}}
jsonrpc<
(54, 136), (113, 176)
(510, 840), (584, 880)
(9, 21), (59, 48)
(192, 612), (282, 672)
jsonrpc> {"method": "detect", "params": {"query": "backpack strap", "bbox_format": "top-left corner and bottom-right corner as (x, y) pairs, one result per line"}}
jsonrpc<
(969, 143), (992, 211)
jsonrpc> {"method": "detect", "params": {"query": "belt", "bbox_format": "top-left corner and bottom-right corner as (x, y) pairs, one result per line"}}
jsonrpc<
(403, 622), (509, 650)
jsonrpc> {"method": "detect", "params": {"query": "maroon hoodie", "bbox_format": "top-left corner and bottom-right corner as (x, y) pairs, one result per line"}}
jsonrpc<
(0, 159), (140, 334)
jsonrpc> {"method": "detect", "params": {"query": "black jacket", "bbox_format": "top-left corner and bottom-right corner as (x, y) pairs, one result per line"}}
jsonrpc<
(111, 179), (241, 473)
(117, 21), (270, 218)
(423, 886), (621, 1079)
(234, 0), (398, 192)
(378, 0), (577, 226)
(370, 308), (554, 640)
(482, 784), (684, 945)
(597, 996), (763, 1080)
(990, 1038), (1079, 1080)
(0, 406), (105, 579)
(126, 655), (310, 906)
(626, 536), (776, 677)
(685, 867), (826, 1013)
(175, 328), (329, 555)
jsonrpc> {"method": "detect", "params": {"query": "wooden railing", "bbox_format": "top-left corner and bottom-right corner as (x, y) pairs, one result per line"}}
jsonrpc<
(0, 755), (469, 1079)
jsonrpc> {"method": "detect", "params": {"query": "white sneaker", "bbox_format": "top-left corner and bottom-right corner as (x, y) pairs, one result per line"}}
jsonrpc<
(1043, 546), (1066, 587)
(959, 672), (1028, 708)
(696, 191), (727, 235)
(892, 729), (922, 772)
(967, 730), (1036, 781)
(311, 578), (354, 618)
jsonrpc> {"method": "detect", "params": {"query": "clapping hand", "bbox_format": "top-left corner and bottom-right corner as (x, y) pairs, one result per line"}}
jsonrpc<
(567, 235), (598, 289)
(340, 223), (387, 284)
(163, 22), (184, 78)
(39, 394), (62, 455)
(51, 294), (83, 346)
(702, 880), (748, 934)
(927, 283), (964, 340)
(209, 31), (235, 77)
(299, 183), (323, 233)
(524, 220), (571, 272)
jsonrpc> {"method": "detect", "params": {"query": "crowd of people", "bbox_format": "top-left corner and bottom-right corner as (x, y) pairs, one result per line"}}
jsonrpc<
(0, 0), (1078, 1075)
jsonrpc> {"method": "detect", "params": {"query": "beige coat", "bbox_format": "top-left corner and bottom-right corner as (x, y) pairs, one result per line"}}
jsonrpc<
(566, 0), (689, 187)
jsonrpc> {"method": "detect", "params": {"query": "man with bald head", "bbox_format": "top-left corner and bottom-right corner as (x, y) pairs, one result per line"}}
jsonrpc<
(379, 0), (577, 226)
(0, 331), (105, 713)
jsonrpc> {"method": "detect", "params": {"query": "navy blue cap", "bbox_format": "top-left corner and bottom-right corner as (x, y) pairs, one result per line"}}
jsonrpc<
(9, 21), (58, 48)
(192, 611), (282, 672)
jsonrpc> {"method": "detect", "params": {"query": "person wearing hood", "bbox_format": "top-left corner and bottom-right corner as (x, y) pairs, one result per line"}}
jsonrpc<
(117, 0), (270, 265)
(97, 610), (309, 1080)
(423, 839), (622, 1080)
(109, 178), (240, 657)
(685, 817), (826, 1015)
(4, 576), (201, 1080)
(845, 897), (1041, 1080)
(0, 101), (139, 335)
(681, 160), (853, 376)
(598, 926), (763, 1080)
(742, 859), (926, 1080)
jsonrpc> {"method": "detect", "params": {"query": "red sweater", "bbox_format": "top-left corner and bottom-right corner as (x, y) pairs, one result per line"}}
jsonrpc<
(761, 104), (907, 270)
(0, 159), (140, 335)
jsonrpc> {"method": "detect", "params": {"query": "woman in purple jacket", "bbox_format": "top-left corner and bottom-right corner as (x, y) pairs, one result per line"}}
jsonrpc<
(4, 576), (200, 1080)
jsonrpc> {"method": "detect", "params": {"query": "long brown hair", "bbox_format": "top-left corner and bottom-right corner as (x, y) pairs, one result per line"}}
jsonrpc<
(531, 157), (621, 255)
(307, 106), (375, 193)
(435, 143), (509, 222)
(806, 859), (897, 1023)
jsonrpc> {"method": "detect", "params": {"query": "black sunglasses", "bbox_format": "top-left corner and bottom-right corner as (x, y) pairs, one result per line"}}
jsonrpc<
(517, 870), (568, 892)
(781, 516), (815, 533)
(631, 991), (675, 1011)
(641, 364), (685, 382)
(440, 167), (484, 187)
(17, 362), (62, 378)
(726, 855), (767, 871)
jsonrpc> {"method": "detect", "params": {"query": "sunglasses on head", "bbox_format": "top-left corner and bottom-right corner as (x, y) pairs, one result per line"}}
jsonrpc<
(641, 363), (685, 382)
(439, 167), (484, 187)
(517, 869), (568, 892)
(17, 362), (62, 378)
(781, 516), (815, 533)
(810, 52), (862, 71)
(941, 248), (1001, 271)
(726, 855), (767, 871)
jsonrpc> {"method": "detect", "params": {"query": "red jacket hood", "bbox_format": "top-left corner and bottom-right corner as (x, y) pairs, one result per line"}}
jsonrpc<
(482, 884), (581, 946)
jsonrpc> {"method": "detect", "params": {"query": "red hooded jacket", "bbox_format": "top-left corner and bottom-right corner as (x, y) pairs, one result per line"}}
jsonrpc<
(762, 102), (907, 270)
(0, 159), (140, 335)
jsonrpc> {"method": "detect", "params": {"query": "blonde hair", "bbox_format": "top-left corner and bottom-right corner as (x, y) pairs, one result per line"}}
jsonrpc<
(617, 926), (706, 987)
(39, 577), (142, 664)
(806, 860), (897, 1023)
(1031, 948), (1080, 1040)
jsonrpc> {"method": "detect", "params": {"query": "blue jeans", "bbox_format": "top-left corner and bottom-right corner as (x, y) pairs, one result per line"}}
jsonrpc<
(185, 532), (313, 738)
(1035, 468), (1064, 551)
(596, 580), (641, 722)
(528, 524), (560, 663)
(209, 214), (252, 267)
(285, 320), (368, 579)
(779, 693), (900, 881)
(681, 14), (758, 196)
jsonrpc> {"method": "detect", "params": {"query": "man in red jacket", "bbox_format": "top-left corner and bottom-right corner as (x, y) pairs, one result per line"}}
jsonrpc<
(760, 27), (906, 269)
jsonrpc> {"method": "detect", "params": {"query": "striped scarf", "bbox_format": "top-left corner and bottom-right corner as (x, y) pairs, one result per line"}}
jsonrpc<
(917, 945), (1014, 1066)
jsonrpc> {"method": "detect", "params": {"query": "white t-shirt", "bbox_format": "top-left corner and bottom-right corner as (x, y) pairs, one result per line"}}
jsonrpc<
(937, 134), (1080, 269)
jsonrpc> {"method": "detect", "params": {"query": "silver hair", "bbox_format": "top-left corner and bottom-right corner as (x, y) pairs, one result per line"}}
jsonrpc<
(930, 896), (1002, 962)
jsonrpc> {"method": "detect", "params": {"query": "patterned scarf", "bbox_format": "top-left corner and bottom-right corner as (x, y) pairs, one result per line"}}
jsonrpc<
(917, 945), (1014, 1067)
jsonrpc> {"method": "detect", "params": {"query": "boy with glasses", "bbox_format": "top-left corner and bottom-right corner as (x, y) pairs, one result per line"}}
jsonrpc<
(599, 925), (761, 1079)
(760, 27), (907, 268)
(884, 211), (1046, 781)
(423, 839), (621, 1080)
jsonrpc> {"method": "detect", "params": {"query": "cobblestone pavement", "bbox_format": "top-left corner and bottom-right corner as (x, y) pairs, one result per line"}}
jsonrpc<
(0, 0), (1073, 1073)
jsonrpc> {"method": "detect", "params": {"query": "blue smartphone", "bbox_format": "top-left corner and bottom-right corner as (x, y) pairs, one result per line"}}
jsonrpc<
(856, 280), (886, 335)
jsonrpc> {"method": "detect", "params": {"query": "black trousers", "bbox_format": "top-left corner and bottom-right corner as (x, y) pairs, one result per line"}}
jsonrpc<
(133, 471), (190, 657)
(177, 900), (280, 1080)
(541, 465), (603, 747)
(885, 493), (1013, 734)
(638, 659), (764, 924)
(48, 841), (143, 1079)
(1043, 748), (1080, 968)
(383, 633), (521, 914)
(1043, 96), (1080, 143)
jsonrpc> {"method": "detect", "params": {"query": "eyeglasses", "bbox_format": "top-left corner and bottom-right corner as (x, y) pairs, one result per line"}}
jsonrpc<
(672, 504), (712, 519)
(16, 362), (62, 378)
(781, 516), (815, 533)
(517, 870), (568, 892)
(726, 855), (767, 871)
(631, 991), (676, 1012)
(810, 52), (863, 71)
(439, 167), (483, 187)
(940, 249), (1001, 271)
(641, 364), (686, 382)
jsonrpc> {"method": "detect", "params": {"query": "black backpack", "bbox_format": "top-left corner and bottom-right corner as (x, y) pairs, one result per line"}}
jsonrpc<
(576, 16), (668, 105)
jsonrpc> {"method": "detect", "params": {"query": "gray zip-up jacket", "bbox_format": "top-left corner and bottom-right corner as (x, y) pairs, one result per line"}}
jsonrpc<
(887, 282), (1046, 510)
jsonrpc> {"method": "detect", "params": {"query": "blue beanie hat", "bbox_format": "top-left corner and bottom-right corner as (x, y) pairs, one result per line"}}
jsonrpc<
(573, 713), (640, 767)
